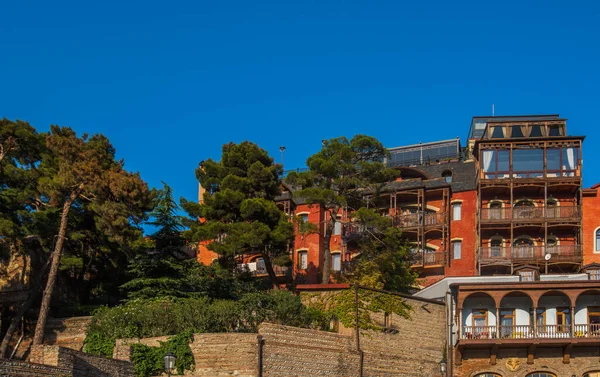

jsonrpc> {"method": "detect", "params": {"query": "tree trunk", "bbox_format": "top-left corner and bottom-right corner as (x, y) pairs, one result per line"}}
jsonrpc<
(321, 210), (337, 284)
(261, 253), (280, 290)
(0, 260), (50, 358)
(32, 193), (77, 345)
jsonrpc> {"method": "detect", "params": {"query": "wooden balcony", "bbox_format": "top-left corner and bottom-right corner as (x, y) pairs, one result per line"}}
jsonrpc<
(410, 251), (446, 268)
(479, 245), (582, 264)
(480, 205), (580, 223)
(392, 212), (447, 230)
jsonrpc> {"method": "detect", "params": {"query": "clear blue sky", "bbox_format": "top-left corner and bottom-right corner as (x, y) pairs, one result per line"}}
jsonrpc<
(2, 0), (599, 219)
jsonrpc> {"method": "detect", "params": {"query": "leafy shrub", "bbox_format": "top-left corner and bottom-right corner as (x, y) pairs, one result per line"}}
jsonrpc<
(84, 291), (330, 358)
(130, 331), (194, 377)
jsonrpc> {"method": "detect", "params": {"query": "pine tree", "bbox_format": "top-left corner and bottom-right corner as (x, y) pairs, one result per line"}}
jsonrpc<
(182, 142), (294, 289)
(285, 135), (397, 284)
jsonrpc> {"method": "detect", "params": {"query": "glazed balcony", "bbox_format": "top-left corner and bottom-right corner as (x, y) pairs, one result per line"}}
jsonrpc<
(479, 245), (582, 264)
(480, 206), (580, 223)
(237, 263), (289, 277)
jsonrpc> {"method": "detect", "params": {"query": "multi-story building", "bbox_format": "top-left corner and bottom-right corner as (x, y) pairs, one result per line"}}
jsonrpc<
(196, 114), (600, 289)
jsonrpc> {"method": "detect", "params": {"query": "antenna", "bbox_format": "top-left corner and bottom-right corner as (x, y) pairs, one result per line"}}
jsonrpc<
(492, 104), (495, 116)
(279, 146), (286, 167)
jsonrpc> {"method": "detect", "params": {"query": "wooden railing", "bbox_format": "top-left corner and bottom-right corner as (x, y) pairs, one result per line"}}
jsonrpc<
(460, 324), (600, 340)
(392, 212), (447, 228)
(481, 206), (580, 222)
(411, 251), (446, 267)
(479, 245), (582, 262)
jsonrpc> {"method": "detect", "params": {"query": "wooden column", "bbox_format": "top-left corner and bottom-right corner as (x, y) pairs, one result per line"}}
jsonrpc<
(570, 306), (575, 337)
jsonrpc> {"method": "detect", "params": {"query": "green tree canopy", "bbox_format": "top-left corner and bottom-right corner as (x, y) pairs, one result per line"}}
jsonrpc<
(285, 135), (398, 283)
(182, 141), (294, 288)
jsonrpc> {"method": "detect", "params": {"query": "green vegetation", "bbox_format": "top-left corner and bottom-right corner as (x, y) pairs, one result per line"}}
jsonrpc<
(130, 332), (194, 377)
(181, 141), (294, 289)
(285, 135), (398, 283)
(84, 291), (331, 358)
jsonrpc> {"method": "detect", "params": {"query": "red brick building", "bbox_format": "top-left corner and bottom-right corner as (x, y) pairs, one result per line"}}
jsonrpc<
(197, 114), (600, 288)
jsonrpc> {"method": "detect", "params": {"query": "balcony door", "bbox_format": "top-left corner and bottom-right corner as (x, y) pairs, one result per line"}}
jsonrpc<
(489, 201), (502, 220)
(513, 238), (534, 258)
(500, 309), (515, 338)
(589, 307), (600, 334)
(556, 307), (571, 333)
(490, 237), (503, 258)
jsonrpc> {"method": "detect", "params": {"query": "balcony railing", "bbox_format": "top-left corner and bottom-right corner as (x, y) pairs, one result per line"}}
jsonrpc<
(479, 245), (582, 262)
(410, 251), (446, 267)
(481, 206), (580, 222)
(237, 264), (289, 277)
(461, 324), (600, 340)
(392, 212), (447, 229)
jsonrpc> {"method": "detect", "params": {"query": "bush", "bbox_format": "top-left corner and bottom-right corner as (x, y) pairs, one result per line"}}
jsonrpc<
(130, 331), (194, 377)
(84, 291), (330, 358)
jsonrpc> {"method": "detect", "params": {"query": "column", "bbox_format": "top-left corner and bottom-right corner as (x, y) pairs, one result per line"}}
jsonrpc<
(570, 306), (575, 337)
(458, 308), (463, 339)
(532, 306), (537, 338)
(496, 307), (500, 338)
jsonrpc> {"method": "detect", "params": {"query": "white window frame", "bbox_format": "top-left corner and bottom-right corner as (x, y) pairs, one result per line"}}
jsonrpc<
(334, 216), (342, 235)
(452, 202), (462, 221)
(595, 227), (600, 253)
(298, 250), (308, 270)
(331, 252), (342, 271)
(452, 240), (462, 260)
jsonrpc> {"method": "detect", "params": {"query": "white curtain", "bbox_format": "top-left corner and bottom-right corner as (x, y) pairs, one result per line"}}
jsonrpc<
(483, 150), (494, 172)
(566, 148), (576, 170)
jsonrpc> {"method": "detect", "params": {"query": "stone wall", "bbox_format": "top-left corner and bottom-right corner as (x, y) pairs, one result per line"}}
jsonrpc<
(455, 347), (600, 377)
(44, 316), (92, 351)
(30, 345), (134, 377)
(0, 359), (72, 377)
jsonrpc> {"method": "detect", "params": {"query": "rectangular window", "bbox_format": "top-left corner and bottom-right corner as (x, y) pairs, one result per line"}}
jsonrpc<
(482, 149), (509, 179)
(452, 241), (462, 260)
(590, 270), (600, 280)
(331, 253), (341, 271)
(298, 251), (308, 270)
(334, 217), (342, 235)
(472, 309), (487, 327)
(556, 307), (571, 332)
(519, 270), (535, 281)
(452, 203), (462, 221)
(298, 214), (309, 232)
(512, 148), (543, 174)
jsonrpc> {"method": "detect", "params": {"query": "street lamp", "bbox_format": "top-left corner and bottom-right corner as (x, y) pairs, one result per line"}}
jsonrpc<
(164, 351), (177, 377)
(439, 358), (447, 376)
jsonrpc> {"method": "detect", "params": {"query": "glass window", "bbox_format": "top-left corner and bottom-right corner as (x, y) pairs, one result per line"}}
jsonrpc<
(562, 147), (577, 171)
(472, 309), (487, 327)
(453, 241), (462, 260)
(530, 125), (543, 137)
(491, 126), (504, 138)
(596, 229), (600, 252)
(331, 253), (341, 271)
(590, 270), (600, 280)
(452, 203), (462, 221)
(584, 372), (600, 377)
(549, 125), (563, 136)
(442, 170), (452, 183)
(546, 149), (561, 171)
(497, 150), (509, 171)
(556, 307), (571, 332)
(298, 214), (309, 232)
(513, 149), (543, 172)
(519, 270), (535, 281)
(475, 374), (502, 377)
(526, 373), (556, 377)
(334, 217), (341, 235)
(511, 126), (525, 138)
(298, 251), (308, 269)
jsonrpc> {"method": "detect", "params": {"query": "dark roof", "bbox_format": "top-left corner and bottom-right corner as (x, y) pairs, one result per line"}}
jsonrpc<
(417, 160), (476, 192)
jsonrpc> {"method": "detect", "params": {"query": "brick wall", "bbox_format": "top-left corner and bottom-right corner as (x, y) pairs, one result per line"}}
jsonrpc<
(30, 345), (135, 377)
(447, 190), (477, 277)
(583, 187), (600, 265)
(43, 316), (92, 351)
(455, 347), (600, 377)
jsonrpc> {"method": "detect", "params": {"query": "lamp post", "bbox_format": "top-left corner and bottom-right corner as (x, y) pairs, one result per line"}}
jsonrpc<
(439, 358), (447, 377)
(164, 351), (177, 377)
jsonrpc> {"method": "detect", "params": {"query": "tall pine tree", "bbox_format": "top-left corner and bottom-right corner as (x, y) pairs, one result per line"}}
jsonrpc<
(182, 142), (294, 289)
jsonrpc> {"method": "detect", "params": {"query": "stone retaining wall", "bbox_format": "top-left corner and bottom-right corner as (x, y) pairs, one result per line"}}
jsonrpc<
(30, 345), (134, 377)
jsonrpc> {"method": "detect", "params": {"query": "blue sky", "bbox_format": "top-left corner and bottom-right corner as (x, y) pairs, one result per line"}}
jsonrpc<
(2, 0), (599, 220)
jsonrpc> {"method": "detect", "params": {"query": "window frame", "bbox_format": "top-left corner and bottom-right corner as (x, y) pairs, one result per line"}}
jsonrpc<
(298, 250), (308, 270)
(331, 252), (342, 271)
(452, 240), (462, 260)
(595, 227), (600, 253)
(452, 202), (462, 221)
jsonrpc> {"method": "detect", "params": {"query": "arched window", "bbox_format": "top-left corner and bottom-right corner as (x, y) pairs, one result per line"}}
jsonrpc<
(546, 198), (558, 218)
(595, 228), (600, 252)
(475, 374), (502, 377)
(526, 373), (556, 377)
(584, 372), (600, 377)
(490, 236), (504, 257)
